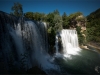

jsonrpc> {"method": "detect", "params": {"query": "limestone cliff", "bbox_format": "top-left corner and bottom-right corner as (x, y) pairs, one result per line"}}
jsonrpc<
(69, 15), (87, 47)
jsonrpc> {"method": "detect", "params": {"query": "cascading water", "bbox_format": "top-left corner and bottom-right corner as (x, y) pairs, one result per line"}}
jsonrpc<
(0, 11), (60, 74)
(55, 29), (100, 74)
(55, 29), (81, 58)
(55, 35), (59, 53)
(1, 11), (100, 74)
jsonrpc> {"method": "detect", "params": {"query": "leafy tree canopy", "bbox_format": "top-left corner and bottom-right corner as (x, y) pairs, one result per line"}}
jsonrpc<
(11, 2), (23, 17)
(86, 8), (100, 42)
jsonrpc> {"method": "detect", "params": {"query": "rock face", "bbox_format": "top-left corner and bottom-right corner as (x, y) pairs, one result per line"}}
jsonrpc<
(69, 15), (87, 46)
(81, 45), (89, 49)
(55, 33), (63, 53)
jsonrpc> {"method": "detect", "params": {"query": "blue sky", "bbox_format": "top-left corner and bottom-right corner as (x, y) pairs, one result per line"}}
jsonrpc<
(0, 0), (100, 16)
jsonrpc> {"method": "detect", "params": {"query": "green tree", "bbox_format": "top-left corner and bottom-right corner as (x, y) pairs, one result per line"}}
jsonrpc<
(53, 9), (60, 15)
(46, 12), (55, 49)
(24, 12), (46, 21)
(24, 12), (33, 19)
(62, 12), (69, 29)
(33, 12), (40, 21)
(46, 10), (62, 53)
(47, 10), (62, 33)
(76, 26), (85, 45)
(68, 12), (83, 28)
(86, 8), (100, 42)
(40, 13), (47, 21)
(54, 14), (62, 32)
(68, 12), (82, 20)
(11, 2), (23, 17)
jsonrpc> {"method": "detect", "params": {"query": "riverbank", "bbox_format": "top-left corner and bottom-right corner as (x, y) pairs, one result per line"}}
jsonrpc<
(87, 42), (100, 53)
(79, 42), (100, 53)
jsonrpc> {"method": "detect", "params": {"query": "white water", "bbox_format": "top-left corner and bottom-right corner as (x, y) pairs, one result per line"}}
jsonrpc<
(10, 21), (60, 74)
(55, 29), (81, 58)
(55, 35), (59, 53)
(0, 11), (60, 73)
(1, 12), (82, 74)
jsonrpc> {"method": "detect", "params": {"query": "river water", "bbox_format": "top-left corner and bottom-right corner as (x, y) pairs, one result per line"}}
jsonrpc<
(54, 49), (100, 74)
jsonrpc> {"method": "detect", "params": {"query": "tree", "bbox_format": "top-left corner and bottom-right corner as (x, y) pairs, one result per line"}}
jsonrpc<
(46, 10), (62, 53)
(53, 9), (60, 15)
(33, 12), (41, 21)
(62, 12), (69, 29)
(47, 10), (62, 32)
(76, 26), (85, 45)
(62, 12), (67, 21)
(86, 8), (100, 42)
(54, 14), (62, 32)
(68, 12), (82, 20)
(24, 12), (33, 20)
(11, 2), (23, 17)
(68, 12), (83, 28)
(24, 12), (46, 21)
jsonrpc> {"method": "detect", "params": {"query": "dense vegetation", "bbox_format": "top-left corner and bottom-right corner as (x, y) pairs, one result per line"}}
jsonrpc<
(10, 2), (86, 52)
(1, 2), (100, 74)
(86, 8), (100, 42)
(10, 2), (100, 49)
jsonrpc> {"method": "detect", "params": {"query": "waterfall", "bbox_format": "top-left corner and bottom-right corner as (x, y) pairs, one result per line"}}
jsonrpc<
(0, 11), (59, 73)
(55, 29), (81, 57)
(55, 35), (59, 53)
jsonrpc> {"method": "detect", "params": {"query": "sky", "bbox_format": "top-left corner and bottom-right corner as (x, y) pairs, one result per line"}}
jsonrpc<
(0, 0), (100, 16)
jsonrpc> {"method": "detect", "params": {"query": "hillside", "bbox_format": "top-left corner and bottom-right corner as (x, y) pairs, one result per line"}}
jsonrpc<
(86, 8), (100, 42)
(86, 8), (100, 52)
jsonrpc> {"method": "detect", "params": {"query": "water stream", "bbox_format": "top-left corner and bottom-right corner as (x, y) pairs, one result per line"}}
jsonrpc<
(0, 11), (100, 74)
